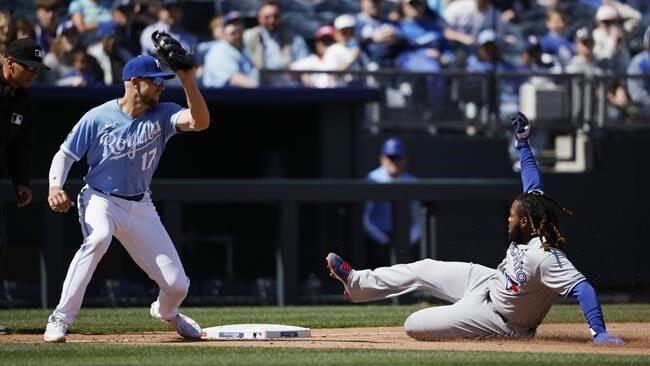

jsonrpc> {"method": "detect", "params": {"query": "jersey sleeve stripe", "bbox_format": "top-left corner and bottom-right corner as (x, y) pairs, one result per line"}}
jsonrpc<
(564, 278), (588, 299)
(60, 145), (81, 162)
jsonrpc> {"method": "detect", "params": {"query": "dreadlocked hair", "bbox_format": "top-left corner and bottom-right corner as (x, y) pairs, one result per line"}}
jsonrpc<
(515, 191), (573, 252)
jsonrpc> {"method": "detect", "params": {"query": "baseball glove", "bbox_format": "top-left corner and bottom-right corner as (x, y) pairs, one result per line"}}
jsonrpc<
(151, 30), (195, 72)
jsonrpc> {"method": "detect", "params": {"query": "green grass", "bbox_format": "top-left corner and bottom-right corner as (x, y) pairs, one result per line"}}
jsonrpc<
(0, 305), (648, 365)
(1, 345), (649, 366)
(1, 304), (648, 334)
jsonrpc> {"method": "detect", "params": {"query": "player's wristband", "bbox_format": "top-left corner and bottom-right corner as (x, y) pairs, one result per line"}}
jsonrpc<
(515, 138), (529, 148)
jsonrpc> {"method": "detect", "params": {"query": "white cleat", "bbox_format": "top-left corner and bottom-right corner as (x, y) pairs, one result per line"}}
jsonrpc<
(169, 313), (201, 339)
(43, 316), (68, 343)
(150, 301), (201, 339)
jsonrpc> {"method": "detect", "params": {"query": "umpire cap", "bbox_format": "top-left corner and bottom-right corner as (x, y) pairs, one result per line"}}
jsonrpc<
(6, 38), (50, 70)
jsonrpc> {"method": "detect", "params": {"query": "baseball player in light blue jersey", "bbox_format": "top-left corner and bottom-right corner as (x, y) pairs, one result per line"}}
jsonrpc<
(43, 55), (210, 343)
(326, 112), (625, 345)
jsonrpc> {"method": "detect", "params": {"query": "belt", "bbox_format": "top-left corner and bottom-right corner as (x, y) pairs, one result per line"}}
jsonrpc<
(486, 290), (537, 336)
(92, 187), (145, 202)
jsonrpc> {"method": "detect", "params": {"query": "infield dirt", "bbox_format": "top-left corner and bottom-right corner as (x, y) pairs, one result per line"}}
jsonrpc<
(1, 323), (649, 355)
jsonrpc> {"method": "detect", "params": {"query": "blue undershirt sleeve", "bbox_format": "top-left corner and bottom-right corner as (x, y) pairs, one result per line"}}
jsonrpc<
(518, 145), (544, 193)
(569, 280), (606, 335)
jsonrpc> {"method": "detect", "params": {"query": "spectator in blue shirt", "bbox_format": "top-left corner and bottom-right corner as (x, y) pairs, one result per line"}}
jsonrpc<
(243, 1), (309, 71)
(466, 29), (518, 120)
(67, 0), (112, 34)
(539, 9), (574, 69)
(363, 137), (421, 268)
(395, 0), (453, 118)
(395, 0), (452, 72)
(355, 0), (404, 69)
(57, 48), (102, 87)
(139, 0), (197, 59)
(203, 12), (258, 88)
(627, 25), (650, 115)
(34, 0), (62, 53)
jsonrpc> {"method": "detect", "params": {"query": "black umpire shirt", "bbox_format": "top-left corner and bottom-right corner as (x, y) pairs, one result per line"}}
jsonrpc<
(0, 68), (33, 190)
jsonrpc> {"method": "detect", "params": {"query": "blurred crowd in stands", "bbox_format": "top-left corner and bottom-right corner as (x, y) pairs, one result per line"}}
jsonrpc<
(1, 0), (650, 116)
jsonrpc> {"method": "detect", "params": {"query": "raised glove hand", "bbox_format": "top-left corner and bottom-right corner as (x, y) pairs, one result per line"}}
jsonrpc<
(151, 30), (195, 72)
(510, 112), (531, 148)
(593, 332), (625, 346)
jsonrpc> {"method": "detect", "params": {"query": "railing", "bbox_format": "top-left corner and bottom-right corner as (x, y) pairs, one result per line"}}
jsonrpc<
(257, 69), (650, 171)
(0, 178), (518, 307)
(259, 69), (650, 132)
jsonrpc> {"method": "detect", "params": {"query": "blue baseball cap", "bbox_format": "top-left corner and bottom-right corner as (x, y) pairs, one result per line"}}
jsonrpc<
(381, 137), (406, 156)
(97, 21), (118, 38)
(223, 11), (243, 26)
(122, 55), (175, 81)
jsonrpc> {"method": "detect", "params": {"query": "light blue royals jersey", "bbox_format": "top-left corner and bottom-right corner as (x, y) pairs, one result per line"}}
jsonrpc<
(61, 99), (184, 195)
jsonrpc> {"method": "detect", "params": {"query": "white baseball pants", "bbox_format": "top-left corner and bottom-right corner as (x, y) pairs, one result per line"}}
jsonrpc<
(346, 259), (518, 340)
(49, 186), (189, 324)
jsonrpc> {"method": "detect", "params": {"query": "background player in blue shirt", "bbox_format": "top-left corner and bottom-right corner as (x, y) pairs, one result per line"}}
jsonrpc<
(363, 137), (421, 268)
(43, 55), (210, 343)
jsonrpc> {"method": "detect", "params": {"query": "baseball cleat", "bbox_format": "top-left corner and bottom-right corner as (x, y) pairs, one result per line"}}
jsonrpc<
(150, 301), (202, 339)
(326, 252), (353, 285)
(343, 290), (352, 301)
(43, 316), (68, 343)
(169, 313), (202, 339)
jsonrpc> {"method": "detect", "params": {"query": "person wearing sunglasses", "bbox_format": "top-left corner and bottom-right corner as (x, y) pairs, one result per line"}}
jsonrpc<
(43, 55), (210, 342)
(0, 38), (50, 335)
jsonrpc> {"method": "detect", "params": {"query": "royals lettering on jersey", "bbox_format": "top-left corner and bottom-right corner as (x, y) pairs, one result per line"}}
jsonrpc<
(99, 120), (162, 160)
(61, 100), (184, 195)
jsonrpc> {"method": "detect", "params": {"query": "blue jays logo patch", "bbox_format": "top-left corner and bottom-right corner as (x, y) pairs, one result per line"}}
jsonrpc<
(504, 273), (521, 293)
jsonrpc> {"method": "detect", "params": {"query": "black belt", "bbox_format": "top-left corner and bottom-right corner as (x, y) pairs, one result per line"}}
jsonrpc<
(494, 308), (509, 324)
(92, 187), (145, 202)
(486, 290), (537, 335)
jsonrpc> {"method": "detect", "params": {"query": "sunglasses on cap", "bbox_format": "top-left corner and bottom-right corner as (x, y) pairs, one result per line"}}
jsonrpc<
(140, 76), (166, 86)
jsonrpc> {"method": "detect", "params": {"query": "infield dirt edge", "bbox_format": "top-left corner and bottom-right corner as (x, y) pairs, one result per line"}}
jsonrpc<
(2, 323), (649, 356)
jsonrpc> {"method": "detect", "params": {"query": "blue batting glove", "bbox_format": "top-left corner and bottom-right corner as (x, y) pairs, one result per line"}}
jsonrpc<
(593, 332), (625, 346)
(510, 112), (530, 148)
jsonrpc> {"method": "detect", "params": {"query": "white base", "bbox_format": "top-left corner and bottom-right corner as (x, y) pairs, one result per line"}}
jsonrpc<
(200, 324), (311, 340)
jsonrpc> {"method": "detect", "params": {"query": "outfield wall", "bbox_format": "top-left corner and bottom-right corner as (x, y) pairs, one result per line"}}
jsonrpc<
(0, 87), (647, 306)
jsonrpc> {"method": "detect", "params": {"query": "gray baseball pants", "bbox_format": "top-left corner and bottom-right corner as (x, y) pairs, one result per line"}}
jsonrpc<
(345, 259), (520, 340)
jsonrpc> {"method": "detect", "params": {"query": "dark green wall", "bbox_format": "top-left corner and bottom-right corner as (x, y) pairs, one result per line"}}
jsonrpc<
(2, 88), (648, 303)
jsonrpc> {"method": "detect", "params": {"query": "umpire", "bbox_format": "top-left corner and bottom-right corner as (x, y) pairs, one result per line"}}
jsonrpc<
(0, 38), (49, 334)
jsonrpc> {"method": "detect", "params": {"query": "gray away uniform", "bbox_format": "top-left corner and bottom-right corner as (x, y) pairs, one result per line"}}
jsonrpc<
(344, 237), (586, 340)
